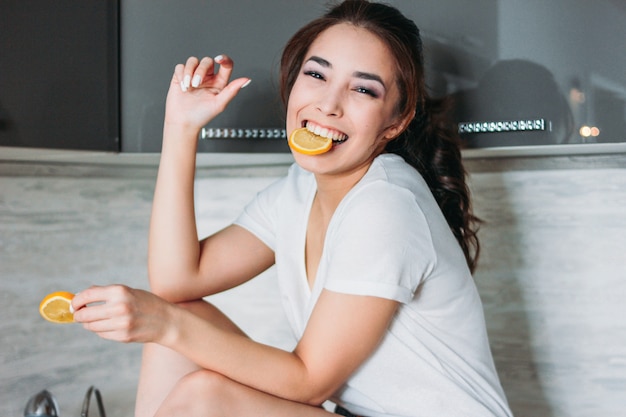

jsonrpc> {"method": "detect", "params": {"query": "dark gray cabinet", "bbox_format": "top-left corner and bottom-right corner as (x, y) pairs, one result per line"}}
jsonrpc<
(2, 1), (624, 153)
(0, 1), (119, 151)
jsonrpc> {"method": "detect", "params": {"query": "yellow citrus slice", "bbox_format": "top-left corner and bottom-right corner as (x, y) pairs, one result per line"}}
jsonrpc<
(39, 291), (75, 324)
(288, 128), (332, 155)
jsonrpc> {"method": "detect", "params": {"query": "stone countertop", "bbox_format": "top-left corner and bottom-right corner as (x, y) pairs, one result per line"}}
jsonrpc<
(1, 144), (625, 179)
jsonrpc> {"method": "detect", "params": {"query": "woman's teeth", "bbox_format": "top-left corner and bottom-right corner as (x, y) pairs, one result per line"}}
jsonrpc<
(305, 122), (348, 143)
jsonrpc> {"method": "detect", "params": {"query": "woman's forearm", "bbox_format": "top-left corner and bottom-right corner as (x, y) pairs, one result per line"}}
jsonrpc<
(148, 123), (202, 298)
(161, 304), (328, 405)
(154, 292), (399, 406)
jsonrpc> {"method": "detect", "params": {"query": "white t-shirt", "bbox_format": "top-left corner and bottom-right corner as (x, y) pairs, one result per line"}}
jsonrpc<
(235, 154), (512, 417)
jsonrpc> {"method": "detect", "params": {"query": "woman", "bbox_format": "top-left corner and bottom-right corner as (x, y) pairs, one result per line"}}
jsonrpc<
(72, 1), (512, 416)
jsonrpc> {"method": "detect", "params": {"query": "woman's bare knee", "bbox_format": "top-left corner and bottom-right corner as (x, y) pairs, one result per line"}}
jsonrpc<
(154, 369), (233, 417)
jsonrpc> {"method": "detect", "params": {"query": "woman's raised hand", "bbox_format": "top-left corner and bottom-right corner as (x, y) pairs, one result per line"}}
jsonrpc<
(164, 55), (250, 131)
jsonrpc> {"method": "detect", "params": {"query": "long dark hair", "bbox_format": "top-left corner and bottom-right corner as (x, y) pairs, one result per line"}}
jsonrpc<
(279, 0), (481, 273)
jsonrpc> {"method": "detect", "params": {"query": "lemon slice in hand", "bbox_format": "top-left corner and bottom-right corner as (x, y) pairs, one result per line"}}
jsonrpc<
(39, 291), (75, 324)
(288, 128), (332, 155)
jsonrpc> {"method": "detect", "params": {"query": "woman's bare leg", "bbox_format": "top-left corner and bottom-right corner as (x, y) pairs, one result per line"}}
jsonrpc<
(135, 343), (198, 417)
(134, 299), (249, 417)
(154, 369), (336, 417)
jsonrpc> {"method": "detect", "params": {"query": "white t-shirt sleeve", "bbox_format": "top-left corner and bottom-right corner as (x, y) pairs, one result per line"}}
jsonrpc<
(323, 181), (437, 304)
(233, 176), (286, 251)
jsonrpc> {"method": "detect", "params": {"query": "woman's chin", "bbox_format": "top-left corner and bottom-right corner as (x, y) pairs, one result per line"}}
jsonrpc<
(291, 150), (333, 171)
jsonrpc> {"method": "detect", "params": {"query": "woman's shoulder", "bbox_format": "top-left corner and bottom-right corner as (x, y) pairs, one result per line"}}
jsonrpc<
(334, 154), (446, 234)
(338, 159), (424, 225)
(353, 154), (435, 208)
(370, 154), (429, 189)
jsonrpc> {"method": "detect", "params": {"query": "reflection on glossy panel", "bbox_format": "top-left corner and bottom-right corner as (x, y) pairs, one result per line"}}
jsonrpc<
(401, 0), (626, 148)
(113, 0), (626, 152)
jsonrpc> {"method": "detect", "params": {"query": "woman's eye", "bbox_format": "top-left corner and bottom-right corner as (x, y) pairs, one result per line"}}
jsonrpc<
(304, 71), (324, 80)
(355, 87), (378, 98)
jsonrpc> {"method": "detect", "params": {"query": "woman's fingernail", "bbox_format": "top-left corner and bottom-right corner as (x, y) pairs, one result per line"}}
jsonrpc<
(191, 74), (202, 88)
(214, 54), (224, 62)
(241, 79), (252, 89)
(69, 291), (79, 314)
(183, 74), (191, 89)
(180, 81), (187, 92)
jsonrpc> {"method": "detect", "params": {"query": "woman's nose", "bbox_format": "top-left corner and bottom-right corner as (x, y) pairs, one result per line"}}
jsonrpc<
(315, 86), (344, 117)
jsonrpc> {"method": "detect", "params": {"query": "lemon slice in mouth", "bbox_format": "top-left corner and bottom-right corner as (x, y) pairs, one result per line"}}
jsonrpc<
(288, 128), (333, 155)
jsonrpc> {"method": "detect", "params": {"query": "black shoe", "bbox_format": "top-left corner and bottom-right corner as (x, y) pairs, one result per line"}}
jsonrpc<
(23, 390), (59, 417)
(80, 386), (106, 417)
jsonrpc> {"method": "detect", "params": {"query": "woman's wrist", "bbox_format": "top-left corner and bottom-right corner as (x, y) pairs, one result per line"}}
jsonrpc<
(162, 121), (203, 142)
(160, 123), (202, 161)
(156, 301), (183, 348)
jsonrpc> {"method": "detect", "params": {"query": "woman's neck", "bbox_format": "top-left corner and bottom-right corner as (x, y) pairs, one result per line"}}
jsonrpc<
(313, 161), (371, 215)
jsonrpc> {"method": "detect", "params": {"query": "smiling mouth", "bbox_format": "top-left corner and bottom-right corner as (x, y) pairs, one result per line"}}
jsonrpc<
(304, 121), (348, 144)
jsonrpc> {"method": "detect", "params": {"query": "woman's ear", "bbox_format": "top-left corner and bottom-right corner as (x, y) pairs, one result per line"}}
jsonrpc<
(383, 110), (415, 140)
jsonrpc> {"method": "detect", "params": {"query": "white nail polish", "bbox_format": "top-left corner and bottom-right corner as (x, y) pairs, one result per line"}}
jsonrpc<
(180, 81), (187, 92)
(69, 291), (79, 314)
(214, 55), (224, 62)
(192, 74), (202, 88)
(183, 74), (191, 89)
(241, 79), (252, 89)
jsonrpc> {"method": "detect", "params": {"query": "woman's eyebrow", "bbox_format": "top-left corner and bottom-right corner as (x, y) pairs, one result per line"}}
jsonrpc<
(353, 71), (386, 89)
(306, 55), (331, 67)
(305, 55), (386, 89)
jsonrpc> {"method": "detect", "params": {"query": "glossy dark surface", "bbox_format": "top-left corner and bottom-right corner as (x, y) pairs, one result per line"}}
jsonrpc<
(0, 1), (119, 151)
(120, 0), (626, 151)
(1, 1), (624, 152)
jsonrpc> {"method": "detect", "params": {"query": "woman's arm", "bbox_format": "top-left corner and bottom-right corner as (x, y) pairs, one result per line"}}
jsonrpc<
(73, 285), (398, 405)
(162, 289), (398, 405)
(148, 56), (273, 302)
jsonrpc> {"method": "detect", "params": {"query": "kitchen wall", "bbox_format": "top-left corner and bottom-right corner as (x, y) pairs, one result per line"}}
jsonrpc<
(466, 158), (626, 416)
